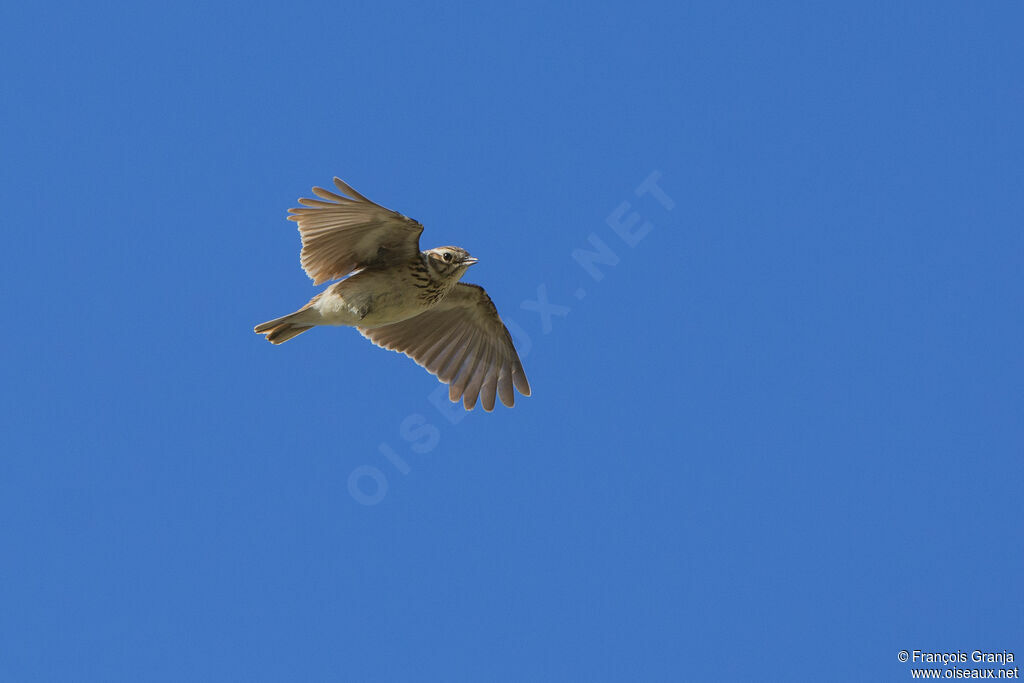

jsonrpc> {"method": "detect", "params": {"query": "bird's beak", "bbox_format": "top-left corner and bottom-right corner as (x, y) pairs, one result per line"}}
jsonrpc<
(461, 257), (479, 266)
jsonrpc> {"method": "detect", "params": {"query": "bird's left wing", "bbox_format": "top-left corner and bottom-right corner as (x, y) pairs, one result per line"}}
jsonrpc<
(287, 177), (424, 285)
(358, 283), (531, 411)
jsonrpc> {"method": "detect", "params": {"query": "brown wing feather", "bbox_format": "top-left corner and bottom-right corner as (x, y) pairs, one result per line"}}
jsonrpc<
(358, 283), (531, 411)
(287, 177), (424, 285)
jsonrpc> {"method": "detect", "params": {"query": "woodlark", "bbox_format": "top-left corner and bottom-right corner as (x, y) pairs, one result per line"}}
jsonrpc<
(254, 177), (531, 411)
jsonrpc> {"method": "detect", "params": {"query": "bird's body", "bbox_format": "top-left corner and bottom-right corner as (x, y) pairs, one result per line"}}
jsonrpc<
(317, 258), (430, 328)
(260, 252), (463, 332)
(254, 177), (530, 411)
(313, 255), (444, 328)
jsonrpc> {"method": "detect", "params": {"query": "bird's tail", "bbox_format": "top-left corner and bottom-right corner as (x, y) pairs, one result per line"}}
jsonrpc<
(254, 308), (317, 344)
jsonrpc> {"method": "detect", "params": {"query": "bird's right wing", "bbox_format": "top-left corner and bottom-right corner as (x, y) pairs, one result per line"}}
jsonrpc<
(287, 177), (424, 285)
(358, 283), (531, 411)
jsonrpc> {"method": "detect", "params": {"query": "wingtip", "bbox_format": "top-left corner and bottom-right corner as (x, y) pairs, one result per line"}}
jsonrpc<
(513, 371), (531, 398)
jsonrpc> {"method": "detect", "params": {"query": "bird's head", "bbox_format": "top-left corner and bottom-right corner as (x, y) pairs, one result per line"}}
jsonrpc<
(424, 246), (478, 281)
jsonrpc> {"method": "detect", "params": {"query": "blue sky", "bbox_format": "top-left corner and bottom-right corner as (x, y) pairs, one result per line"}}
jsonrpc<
(2, 2), (1022, 681)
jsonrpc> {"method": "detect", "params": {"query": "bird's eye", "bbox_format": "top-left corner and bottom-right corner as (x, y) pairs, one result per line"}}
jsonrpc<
(443, 252), (452, 262)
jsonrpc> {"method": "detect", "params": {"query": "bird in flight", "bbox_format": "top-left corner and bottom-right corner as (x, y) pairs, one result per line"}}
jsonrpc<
(254, 177), (530, 411)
